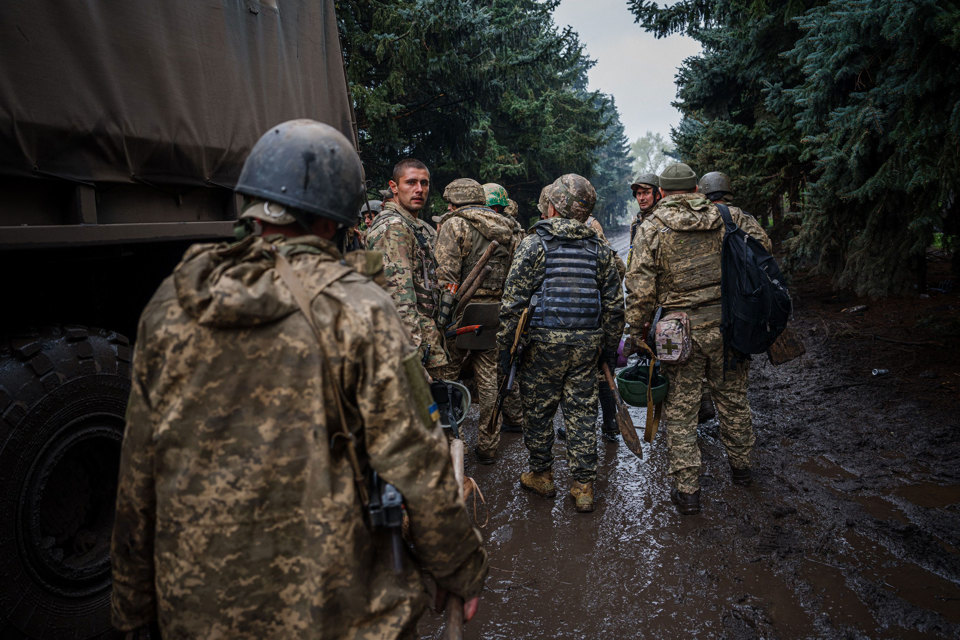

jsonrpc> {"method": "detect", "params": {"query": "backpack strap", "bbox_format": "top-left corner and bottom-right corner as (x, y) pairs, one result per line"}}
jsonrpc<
(716, 202), (738, 234)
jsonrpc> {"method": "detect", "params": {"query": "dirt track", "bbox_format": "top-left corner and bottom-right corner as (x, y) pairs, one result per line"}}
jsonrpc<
(421, 229), (960, 639)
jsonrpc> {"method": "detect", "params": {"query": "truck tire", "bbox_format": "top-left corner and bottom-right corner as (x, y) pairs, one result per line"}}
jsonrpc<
(0, 326), (131, 639)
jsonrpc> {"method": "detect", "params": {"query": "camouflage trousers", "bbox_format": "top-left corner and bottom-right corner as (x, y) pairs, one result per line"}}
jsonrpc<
(518, 341), (599, 484)
(435, 345), (500, 456)
(661, 326), (754, 493)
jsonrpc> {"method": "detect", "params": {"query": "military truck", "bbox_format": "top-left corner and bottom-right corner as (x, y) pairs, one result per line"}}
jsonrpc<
(0, 2), (354, 637)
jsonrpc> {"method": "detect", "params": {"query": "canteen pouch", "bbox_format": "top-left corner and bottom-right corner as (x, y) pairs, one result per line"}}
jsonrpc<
(655, 311), (691, 364)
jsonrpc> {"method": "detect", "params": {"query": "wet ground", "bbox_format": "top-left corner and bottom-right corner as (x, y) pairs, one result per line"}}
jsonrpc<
(422, 230), (960, 639)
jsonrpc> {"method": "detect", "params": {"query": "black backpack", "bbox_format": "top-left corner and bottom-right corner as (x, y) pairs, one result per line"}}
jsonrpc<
(717, 204), (791, 368)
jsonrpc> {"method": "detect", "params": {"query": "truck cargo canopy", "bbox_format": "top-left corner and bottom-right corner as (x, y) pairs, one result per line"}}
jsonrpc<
(0, 0), (355, 188)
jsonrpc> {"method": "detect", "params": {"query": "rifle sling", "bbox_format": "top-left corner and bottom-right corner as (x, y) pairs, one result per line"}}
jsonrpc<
(274, 249), (370, 506)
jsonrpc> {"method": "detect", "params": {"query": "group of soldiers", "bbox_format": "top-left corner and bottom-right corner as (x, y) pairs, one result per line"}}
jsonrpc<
(109, 119), (770, 638)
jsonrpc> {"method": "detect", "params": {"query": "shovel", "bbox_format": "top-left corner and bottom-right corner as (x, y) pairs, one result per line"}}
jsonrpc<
(601, 362), (643, 458)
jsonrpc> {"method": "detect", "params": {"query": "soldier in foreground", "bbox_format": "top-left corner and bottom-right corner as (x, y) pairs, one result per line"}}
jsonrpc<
(110, 121), (487, 638)
(366, 159), (449, 376)
(624, 163), (771, 515)
(500, 174), (624, 513)
(434, 179), (523, 463)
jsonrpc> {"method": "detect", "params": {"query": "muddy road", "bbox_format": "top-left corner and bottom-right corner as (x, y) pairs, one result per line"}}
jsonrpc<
(422, 230), (960, 639)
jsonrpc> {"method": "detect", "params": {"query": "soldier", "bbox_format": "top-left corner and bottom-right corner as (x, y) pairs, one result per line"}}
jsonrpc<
(505, 198), (519, 220)
(627, 172), (661, 269)
(366, 159), (449, 376)
(693, 170), (739, 424)
(500, 174), (624, 513)
(624, 163), (771, 515)
(110, 120), (487, 638)
(434, 179), (523, 464)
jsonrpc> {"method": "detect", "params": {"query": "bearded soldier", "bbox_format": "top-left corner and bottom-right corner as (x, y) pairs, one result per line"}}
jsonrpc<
(110, 121), (487, 638)
(499, 174), (624, 513)
(365, 159), (449, 375)
(624, 163), (771, 515)
(434, 179), (523, 463)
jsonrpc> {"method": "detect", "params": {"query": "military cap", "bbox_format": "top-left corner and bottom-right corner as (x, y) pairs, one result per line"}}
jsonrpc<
(240, 199), (299, 226)
(359, 199), (383, 214)
(659, 163), (698, 191)
(443, 178), (486, 206)
(537, 186), (551, 217)
(630, 172), (659, 191)
(542, 174), (596, 222)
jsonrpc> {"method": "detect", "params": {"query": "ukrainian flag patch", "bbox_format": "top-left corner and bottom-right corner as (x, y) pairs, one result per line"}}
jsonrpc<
(428, 403), (440, 422)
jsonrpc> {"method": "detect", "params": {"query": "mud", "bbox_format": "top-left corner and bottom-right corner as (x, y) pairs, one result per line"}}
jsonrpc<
(422, 230), (960, 639)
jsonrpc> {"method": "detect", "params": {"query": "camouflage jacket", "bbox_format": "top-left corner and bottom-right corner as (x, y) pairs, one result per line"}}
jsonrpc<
(365, 201), (448, 368)
(498, 217), (624, 352)
(625, 193), (772, 332)
(111, 234), (487, 639)
(435, 205), (523, 302)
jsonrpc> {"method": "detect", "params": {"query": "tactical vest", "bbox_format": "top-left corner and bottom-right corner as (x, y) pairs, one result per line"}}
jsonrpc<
(654, 214), (723, 316)
(530, 228), (602, 330)
(456, 206), (514, 298)
(369, 208), (438, 314)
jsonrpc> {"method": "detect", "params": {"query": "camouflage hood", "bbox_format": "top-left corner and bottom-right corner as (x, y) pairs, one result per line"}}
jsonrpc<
(173, 234), (340, 328)
(650, 193), (722, 232)
(452, 205), (518, 245)
(532, 216), (598, 240)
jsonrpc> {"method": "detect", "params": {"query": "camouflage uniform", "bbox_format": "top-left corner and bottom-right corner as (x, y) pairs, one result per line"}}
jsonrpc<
(435, 201), (524, 457)
(499, 210), (624, 484)
(111, 234), (487, 639)
(624, 193), (771, 493)
(365, 200), (448, 372)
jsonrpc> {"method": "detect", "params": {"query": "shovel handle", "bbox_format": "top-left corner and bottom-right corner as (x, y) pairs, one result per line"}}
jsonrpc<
(601, 362), (617, 392)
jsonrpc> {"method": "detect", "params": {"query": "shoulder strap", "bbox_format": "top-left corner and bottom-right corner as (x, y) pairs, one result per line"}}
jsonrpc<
(716, 203), (738, 235)
(273, 250), (369, 506)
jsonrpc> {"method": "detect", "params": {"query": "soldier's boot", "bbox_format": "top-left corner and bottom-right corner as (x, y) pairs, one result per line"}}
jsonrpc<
(598, 383), (619, 442)
(474, 445), (496, 465)
(697, 387), (715, 424)
(670, 488), (701, 515)
(520, 470), (556, 498)
(570, 481), (595, 513)
(730, 465), (752, 486)
(556, 426), (566, 441)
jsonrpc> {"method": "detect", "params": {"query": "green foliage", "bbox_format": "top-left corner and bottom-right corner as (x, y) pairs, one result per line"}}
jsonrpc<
(629, 0), (960, 295)
(338, 0), (632, 228)
(630, 131), (675, 175)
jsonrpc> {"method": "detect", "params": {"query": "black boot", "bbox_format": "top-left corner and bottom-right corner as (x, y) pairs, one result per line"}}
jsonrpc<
(598, 381), (619, 442)
(697, 388), (715, 424)
(670, 488), (701, 515)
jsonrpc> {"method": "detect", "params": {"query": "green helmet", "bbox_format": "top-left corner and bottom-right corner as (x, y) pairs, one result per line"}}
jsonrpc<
(443, 178), (485, 206)
(659, 163), (698, 191)
(630, 172), (659, 192)
(615, 363), (669, 406)
(698, 171), (732, 198)
(482, 182), (509, 209)
(542, 173), (596, 222)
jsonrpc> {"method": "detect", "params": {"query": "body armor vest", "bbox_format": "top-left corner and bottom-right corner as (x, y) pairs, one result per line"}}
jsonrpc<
(530, 228), (601, 330)
(456, 207), (513, 298)
(655, 219), (723, 313)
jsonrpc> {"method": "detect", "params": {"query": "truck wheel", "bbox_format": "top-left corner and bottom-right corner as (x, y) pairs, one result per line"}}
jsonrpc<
(0, 326), (131, 639)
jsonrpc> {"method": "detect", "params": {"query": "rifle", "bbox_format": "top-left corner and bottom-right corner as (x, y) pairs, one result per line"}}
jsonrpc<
(436, 240), (499, 328)
(367, 472), (405, 574)
(487, 294), (538, 434)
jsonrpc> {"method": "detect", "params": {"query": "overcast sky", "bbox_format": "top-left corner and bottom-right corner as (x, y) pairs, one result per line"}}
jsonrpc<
(552, 0), (701, 145)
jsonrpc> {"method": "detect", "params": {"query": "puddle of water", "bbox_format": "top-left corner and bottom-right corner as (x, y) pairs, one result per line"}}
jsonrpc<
(801, 455), (858, 480)
(847, 492), (910, 525)
(893, 482), (960, 509)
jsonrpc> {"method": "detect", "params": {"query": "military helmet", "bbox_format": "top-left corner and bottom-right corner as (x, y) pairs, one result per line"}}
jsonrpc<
(615, 362), (669, 406)
(359, 199), (383, 215)
(443, 178), (486, 206)
(659, 163), (698, 191)
(482, 183), (509, 209)
(236, 119), (363, 227)
(543, 173), (597, 222)
(698, 171), (733, 198)
(630, 172), (660, 192)
(505, 198), (518, 218)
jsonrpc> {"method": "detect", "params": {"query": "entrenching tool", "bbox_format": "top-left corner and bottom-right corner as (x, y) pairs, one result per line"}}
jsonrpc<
(602, 362), (642, 458)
